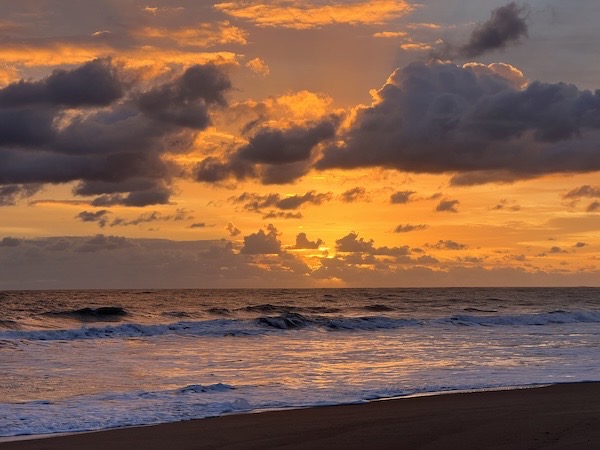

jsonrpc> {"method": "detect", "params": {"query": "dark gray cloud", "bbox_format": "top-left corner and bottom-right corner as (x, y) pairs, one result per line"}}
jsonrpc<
(317, 61), (600, 184)
(574, 242), (588, 248)
(459, 2), (529, 58)
(137, 64), (230, 129)
(230, 191), (333, 213)
(563, 185), (600, 199)
(394, 224), (428, 233)
(0, 184), (42, 206)
(109, 208), (193, 227)
(0, 61), (230, 205)
(0, 59), (123, 108)
(548, 246), (568, 254)
(76, 234), (135, 252)
(293, 232), (324, 249)
(226, 222), (241, 237)
(240, 224), (281, 254)
(491, 199), (521, 211)
(426, 240), (468, 250)
(336, 232), (410, 256)
(390, 190), (416, 204)
(195, 117), (338, 184)
(0, 236), (22, 247)
(188, 223), (207, 229)
(76, 210), (111, 228)
(587, 201), (600, 212)
(262, 211), (303, 220)
(339, 187), (368, 203)
(435, 199), (460, 213)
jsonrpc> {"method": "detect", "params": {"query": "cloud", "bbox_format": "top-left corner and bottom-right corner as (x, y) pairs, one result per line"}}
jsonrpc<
(491, 199), (521, 211)
(76, 210), (111, 228)
(133, 21), (248, 47)
(109, 209), (194, 227)
(196, 118), (338, 184)
(574, 242), (588, 248)
(246, 58), (270, 76)
(0, 236), (21, 247)
(0, 60), (231, 206)
(188, 223), (207, 229)
(339, 187), (368, 203)
(548, 246), (568, 254)
(459, 2), (529, 58)
(587, 201), (600, 213)
(426, 240), (468, 250)
(230, 191), (333, 212)
(76, 234), (135, 252)
(394, 224), (428, 233)
(0, 59), (123, 108)
(336, 232), (410, 256)
(293, 232), (324, 249)
(390, 190), (415, 204)
(214, 0), (413, 30)
(563, 185), (600, 199)
(435, 199), (460, 213)
(262, 211), (303, 220)
(0, 184), (42, 206)
(226, 222), (241, 237)
(317, 60), (600, 184)
(240, 224), (281, 254)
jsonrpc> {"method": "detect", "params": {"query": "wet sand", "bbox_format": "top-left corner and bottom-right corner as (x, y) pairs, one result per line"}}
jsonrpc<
(2, 383), (599, 449)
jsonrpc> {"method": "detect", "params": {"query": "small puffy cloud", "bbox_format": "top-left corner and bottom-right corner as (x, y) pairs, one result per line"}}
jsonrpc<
(549, 246), (568, 254)
(459, 2), (529, 58)
(339, 187), (368, 203)
(574, 242), (588, 248)
(394, 224), (428, 233)
(336, 232), (410, 256)
(188, 223), (207, 229)
(76, 210), (111, 228)
(293, 232), (324, 249)
(226, 222), (241, 237)
(246, 57), (270, 76)
(426, 240), (468, 250)
(491, 199), (521, 211)
(390, 190), (415, 204)
(435, 199), (460, 213)
(240, 224), (281, 254)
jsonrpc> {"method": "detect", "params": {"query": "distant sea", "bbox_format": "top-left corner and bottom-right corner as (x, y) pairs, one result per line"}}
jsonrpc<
(1, 288), (599, 437)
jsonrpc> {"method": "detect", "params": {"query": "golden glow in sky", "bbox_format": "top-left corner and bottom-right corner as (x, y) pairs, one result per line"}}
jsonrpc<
(0, 0), (599, 288)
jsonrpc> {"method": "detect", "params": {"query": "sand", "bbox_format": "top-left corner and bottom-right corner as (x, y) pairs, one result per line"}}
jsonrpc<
(2, 383), (599, 449)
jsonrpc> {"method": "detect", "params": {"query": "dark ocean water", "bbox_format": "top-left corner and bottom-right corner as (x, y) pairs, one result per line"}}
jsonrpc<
(1, 287), (599, 437)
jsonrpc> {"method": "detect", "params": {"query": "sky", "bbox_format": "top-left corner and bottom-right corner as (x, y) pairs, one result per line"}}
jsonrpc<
(1, 0), (600, 289)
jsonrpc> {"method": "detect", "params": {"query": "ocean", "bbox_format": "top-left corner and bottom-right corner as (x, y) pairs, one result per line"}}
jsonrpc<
(1, 287), (599, 438)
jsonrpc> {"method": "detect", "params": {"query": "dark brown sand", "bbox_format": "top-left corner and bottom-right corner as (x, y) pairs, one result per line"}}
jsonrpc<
(2, 383), (599, 449)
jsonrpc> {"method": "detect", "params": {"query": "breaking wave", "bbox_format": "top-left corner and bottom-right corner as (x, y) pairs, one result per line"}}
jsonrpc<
(2, 310), (600, 342)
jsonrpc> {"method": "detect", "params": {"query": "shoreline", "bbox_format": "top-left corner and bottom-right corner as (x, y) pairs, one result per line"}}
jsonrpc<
(2, 382), (599, 449)
(0, 382), (556, 443)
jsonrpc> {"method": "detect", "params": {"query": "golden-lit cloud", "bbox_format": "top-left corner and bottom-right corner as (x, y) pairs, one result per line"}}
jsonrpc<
(214, 0), (414, 29)
(134, 21), (248, 47)
(373, 31), (407, 38)
(246, 57), (270, 76)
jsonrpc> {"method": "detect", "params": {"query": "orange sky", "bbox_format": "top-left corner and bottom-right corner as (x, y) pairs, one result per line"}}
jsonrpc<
(0, 0), (599, 288)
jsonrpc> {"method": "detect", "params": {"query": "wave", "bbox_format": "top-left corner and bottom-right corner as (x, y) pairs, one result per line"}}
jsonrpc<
(2, 310), (600, 342)
(44, 306), (128, 321)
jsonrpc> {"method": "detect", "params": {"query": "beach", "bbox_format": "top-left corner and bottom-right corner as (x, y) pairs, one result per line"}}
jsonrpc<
(2, 383), (599, 449)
